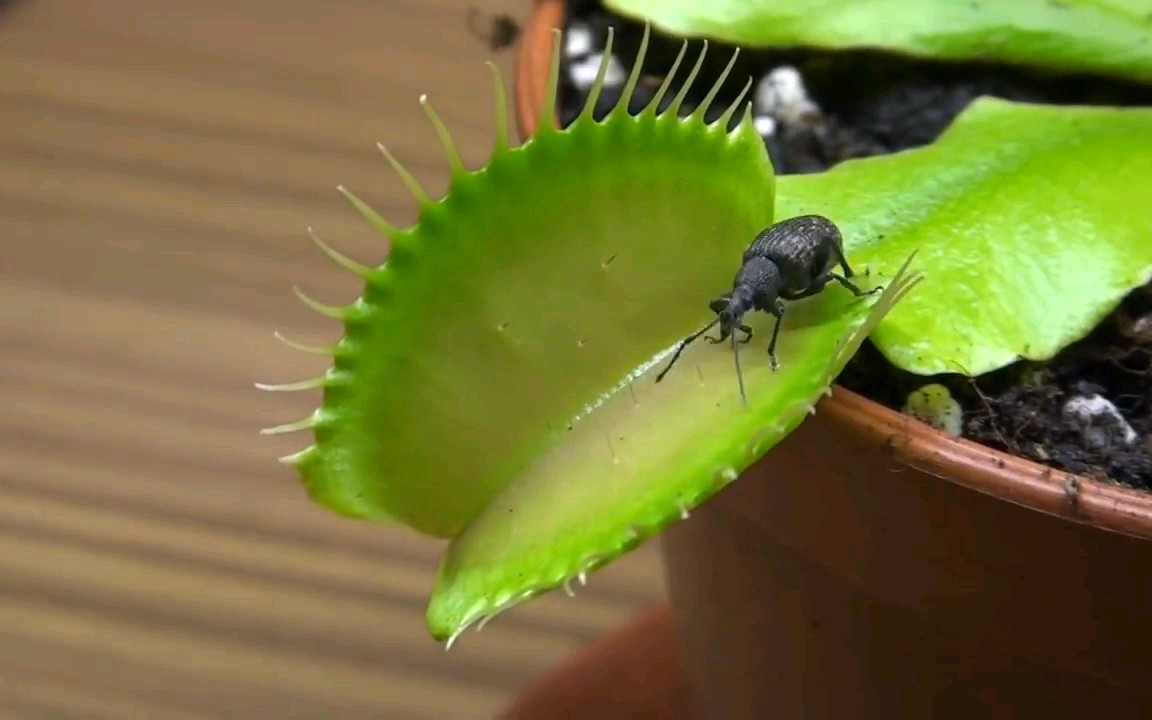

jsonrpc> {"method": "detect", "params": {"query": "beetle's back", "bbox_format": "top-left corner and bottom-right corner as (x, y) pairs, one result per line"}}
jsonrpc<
(744, 215), (841, 290)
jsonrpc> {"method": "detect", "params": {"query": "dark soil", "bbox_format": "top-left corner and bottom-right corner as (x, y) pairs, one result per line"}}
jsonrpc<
(555, 0), (1152, 490)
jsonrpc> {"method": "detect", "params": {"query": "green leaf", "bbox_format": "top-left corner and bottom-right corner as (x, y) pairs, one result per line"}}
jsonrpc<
(603, 0), (1152, 84)
(774, 97), (1152, 377)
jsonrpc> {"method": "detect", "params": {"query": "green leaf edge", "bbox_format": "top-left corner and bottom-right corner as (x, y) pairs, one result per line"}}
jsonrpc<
(602, 0), (1152, 85)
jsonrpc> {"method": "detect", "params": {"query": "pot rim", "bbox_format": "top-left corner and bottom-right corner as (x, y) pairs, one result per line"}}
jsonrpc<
(512, 0), (1152, 541)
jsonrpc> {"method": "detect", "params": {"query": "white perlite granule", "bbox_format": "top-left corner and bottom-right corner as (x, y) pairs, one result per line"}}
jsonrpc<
(1128, 313), (1152, 343)
(1062, 393), (1139, 450)
(753, 115), (778, 137)
(568, 53), (627, 91)
(754, 66), (823, 129)
(564, 22), (594, 58)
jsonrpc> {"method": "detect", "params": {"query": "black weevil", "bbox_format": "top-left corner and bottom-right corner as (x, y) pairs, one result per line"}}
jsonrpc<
(655, 214), (881, 403)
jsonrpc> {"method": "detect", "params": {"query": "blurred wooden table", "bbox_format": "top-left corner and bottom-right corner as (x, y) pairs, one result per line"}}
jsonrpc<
(0, 0), (665, 716)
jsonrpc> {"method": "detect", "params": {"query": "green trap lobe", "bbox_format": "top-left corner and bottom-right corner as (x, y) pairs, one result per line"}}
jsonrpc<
(297, 105), (774, 538)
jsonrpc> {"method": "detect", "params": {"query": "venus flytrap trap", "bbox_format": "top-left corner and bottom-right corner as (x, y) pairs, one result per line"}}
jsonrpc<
(260, 25), (919, 645)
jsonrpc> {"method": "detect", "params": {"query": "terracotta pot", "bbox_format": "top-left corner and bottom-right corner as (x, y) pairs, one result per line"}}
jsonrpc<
(513, 1), (1152, 717)
(498, 604), (699, 720)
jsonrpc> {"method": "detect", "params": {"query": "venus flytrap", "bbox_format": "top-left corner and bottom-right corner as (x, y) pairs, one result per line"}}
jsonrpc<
(260, 25), (919, 644)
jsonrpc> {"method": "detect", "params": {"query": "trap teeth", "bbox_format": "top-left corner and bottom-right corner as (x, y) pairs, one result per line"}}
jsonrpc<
(667, 40), (709, 118)
(717, 75), (754, 132)
(485, 60), (510, 152)
(273, 331), (334, 355)
(260, 415), (317, 436)
(575, 27), (621, 118)
(694, 45), (740, 124)
(277, 445), (315, 465)
(648, 40), (688, 118)
(254, 376), (327, 392)
(337, 186), (399, 237)
(308, 227), (371, 277)
(420, 94), (466, 178)
(292, 286), (350, 319)
(376, 142), (431, 205)
(715, 466), (739, 486)
(614, 24), (649, 119)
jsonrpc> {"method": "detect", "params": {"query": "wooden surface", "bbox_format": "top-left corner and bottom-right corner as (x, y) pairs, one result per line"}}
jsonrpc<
(0, 0), (666, 716)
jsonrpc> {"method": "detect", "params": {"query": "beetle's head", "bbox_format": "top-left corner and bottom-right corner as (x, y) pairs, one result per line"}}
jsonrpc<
(710, 287), (752, 333)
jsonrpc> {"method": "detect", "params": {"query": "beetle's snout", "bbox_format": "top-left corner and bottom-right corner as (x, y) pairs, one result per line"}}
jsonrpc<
(723, 291), (751, 322)
(716, 304), (743, 337)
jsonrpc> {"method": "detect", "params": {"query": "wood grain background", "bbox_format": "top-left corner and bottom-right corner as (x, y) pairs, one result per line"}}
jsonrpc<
(1, 0), (665, 716)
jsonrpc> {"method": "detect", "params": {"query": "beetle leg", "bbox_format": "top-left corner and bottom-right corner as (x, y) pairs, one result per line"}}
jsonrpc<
(705, 324), (731, 344)
(655, 316), (723, 383)
(737, 324), (753, 344)
(830, 272), (882, 296)
(765, 303), (785, 371)
(832, 243), (863, 279)
(780, 276), (831, 301)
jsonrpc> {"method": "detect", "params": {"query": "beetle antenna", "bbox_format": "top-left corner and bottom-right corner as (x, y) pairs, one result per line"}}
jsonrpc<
(655, 316), (721, 383)
(732, 325), (747, 405)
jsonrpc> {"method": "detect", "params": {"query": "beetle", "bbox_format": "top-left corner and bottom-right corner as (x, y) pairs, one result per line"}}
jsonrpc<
(654, 214), (882, 404)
